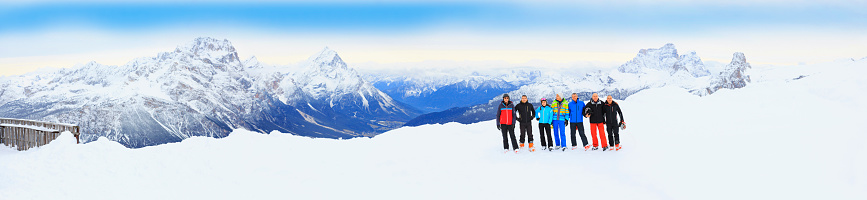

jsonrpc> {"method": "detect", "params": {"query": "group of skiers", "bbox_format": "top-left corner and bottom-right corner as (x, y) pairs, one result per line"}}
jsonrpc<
(497, 93), (625, 153)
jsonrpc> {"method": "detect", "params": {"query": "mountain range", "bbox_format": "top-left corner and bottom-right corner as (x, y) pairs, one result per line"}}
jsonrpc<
(404, 43), (753, 126)
(0, 37), (419, 148)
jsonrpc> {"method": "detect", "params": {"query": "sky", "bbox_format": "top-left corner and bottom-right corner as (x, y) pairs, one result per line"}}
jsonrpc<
(1, 0), (866, 76)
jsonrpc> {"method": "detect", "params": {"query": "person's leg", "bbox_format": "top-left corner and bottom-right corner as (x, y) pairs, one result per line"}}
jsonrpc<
(501, 125), (509, 150)
(613, 126), (620, 146)
(508, 125), (519, 150)
(519, 123), (527, 145)
(538, 123), (548, 148)
(569, 123), (578, 148)
(558, 122), (567, 147)
(525, 123), (534, 144)
(544, 124), (553, 148)
(607, 125), (615, 147)
(590, 123), (599, 147)
(577, 123), (588, 147)
(551, 120), (563, 147)
(598, 123), (608, 148)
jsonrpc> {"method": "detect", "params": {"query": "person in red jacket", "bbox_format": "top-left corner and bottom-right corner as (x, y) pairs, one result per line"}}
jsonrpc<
(497, 94), (519, 153)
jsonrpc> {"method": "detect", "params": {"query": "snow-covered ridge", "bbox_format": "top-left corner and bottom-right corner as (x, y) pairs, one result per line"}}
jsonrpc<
(0, 37), (417, 148)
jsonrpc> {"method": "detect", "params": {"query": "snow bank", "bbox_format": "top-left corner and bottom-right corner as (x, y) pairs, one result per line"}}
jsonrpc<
(0, 59), (865, 199)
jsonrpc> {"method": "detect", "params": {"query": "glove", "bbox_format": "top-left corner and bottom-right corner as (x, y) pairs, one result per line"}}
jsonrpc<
(497, 125), (501, 130)
(565, 121), (569, 126)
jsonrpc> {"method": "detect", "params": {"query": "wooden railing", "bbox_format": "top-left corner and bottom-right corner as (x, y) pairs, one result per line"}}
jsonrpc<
(0, 118), (80, 151)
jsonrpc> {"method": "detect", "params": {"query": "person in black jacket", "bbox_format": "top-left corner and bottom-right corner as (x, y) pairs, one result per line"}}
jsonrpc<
(497, 94), (519, 153)
(603, 95), (625, 151)
(584, 93), (608, 151)
(514, 95), (536, 151)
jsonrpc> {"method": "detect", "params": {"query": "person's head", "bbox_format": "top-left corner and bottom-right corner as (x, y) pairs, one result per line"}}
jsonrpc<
(555, 94), (562, 101)
(502, 94), (510, 102)
(592, 93), (599, 101)
(571, 93), (578, 101)
(521, 95), (528, 103)
(606, 95), (613, 103)
(541, 98), (548, 106)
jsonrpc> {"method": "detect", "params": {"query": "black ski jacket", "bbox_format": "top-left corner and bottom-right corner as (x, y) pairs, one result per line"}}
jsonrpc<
(603, 101), (624, 127)
(514, 101), (536, 123)
(585, 99), (606, 123)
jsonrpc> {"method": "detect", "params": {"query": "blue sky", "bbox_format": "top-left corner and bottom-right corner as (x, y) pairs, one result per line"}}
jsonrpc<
(2, 1), (863, 34)
(1, 0), (866, 75)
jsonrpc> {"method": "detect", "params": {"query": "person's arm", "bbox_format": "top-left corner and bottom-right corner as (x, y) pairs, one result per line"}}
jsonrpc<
(515, 104), (522, 121)
(530, 104), (536, 119)
(617, 104), (624, 123)
(496, 104), (502, 129)
(584, 102), (592, 117)
(512, 105), (518, 123)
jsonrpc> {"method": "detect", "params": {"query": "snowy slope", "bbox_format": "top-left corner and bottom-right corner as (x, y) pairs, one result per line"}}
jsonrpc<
(0, 37), (418, 148)
(1, 57), (864, 199)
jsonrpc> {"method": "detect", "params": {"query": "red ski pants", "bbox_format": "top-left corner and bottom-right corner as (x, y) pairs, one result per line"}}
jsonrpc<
(590, 123), (608, 147)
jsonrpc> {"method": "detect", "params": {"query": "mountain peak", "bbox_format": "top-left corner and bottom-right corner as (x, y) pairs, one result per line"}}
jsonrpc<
(306, 46), (347, 69)
(179, 37), (236, 53)
(661, 43), (676, 50)
(243, 56), (262, 68)
(731, 52), (747, 64)
(619, 43), (686, 74)
(173, 37), (240, 64)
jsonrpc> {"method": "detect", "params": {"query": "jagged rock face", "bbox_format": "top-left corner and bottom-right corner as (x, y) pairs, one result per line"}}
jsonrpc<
(700, 52), (752, 95)
(0, 37), (419, 148)
(618, 43), (711, 77)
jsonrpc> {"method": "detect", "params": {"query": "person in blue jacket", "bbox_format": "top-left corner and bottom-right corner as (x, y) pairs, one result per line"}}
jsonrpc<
(568, 93), (590, 150)
(535, 98), (554, 151)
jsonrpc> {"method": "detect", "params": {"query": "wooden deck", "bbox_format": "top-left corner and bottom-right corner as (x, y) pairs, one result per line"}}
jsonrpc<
(0, 118), (80, 151)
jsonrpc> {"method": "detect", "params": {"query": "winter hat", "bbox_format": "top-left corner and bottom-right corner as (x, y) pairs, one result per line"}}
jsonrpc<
(503, 94), (510, 99)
